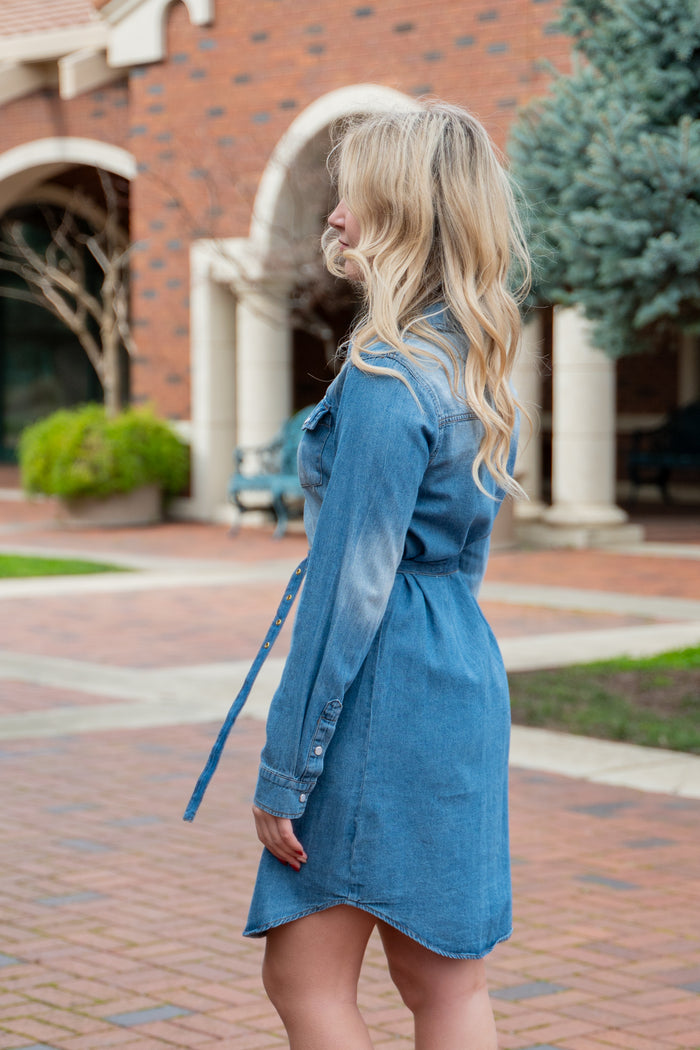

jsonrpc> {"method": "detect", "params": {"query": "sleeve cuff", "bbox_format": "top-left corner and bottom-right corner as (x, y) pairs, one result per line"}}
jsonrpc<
(253, 763), (316, 819)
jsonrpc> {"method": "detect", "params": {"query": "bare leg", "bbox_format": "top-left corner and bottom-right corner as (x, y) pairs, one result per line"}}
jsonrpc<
(379, 922), (498, 1050)
(263, 904), (377, 1050)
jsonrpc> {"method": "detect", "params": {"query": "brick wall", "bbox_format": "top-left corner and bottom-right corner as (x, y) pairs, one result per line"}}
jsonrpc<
(1, 0), (570, 420)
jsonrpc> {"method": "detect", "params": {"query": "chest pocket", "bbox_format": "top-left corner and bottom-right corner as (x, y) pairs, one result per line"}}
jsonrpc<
(298, 399), (332, 489)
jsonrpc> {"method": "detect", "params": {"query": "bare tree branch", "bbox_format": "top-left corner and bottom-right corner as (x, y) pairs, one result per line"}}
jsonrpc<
(0, 171), (132, 415)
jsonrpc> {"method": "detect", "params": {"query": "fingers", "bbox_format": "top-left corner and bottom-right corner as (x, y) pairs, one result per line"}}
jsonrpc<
(252, 806), (308, 871)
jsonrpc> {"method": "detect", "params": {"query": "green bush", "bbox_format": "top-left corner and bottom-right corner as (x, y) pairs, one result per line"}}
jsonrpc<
(19, 404), (190, 499)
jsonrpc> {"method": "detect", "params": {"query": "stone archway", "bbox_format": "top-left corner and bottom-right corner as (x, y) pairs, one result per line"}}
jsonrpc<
(0, 139), (136, 462)
(0, 138), (136, 214)
(189, 85), (419, 521)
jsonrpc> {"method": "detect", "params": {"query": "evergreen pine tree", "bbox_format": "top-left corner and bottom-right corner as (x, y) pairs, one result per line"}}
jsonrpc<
(509, 0), (700, 357)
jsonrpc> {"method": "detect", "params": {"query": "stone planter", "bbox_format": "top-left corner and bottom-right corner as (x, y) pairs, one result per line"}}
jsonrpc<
(58, 484), (162, 527)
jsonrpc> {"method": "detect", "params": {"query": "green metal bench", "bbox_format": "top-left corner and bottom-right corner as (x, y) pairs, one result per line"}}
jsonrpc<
(627, 400), (700, 500)
(228, 406), (314, 537)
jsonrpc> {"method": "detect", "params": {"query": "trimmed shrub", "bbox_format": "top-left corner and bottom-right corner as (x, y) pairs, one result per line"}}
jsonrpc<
(19, 404), (189, 499)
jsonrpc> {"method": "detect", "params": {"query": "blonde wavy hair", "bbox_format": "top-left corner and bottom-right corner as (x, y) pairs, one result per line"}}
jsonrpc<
(322, 102), (530, 497)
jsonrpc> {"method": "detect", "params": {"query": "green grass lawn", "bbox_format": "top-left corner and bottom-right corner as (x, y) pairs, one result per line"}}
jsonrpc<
(0, 553), (129, 578)
(508, 646), (700, 754)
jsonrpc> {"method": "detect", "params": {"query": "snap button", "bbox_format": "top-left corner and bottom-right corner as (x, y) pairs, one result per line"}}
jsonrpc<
(286, 594), (292, 601)
(299, 793), (307, 803)
(275, 618), (282, 626)
(296, 568), (302, 575)
(314, 746), (323, 756)
(263, 642), (270, 649)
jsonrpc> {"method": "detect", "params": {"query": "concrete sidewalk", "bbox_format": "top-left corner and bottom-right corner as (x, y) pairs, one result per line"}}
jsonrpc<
(1, 507), (700, 1049)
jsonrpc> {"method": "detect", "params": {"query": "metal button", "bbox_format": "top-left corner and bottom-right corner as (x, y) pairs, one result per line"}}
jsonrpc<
(275, 618), (282, 626)
(263, 642), (270, 649)
(299, 793), (307, 803)
(286, 594), (292, 601)
(314, 746), (323, 756)
(296, 567), (302, 575)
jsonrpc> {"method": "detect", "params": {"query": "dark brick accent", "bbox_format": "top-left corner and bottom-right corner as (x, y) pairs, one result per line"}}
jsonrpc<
(59, 838), (112, 853)
(410, 85), (433, 96)
(109, 815), (162, 827)
(252, 112), (270, 123)
(107, 1005), (192, 1027)
(493, 982), (567, 1000)
(477, 9), (499, 20)
(455, 35), (475, 47)
(279, 99), (297, 109)
(251, 31), (268, 42)
(625, 837), (675, 849)
(38, 892), (106, 906)
(207, 106), (226, 117)
(189, 68), (207, 79)
(128, 125), (148, 136)
(233, 73), (251, 83)
(172, 52), (189, 63)
(307, 43), (325, 54)
(570, 801), (637, 818)
(424, 50), (444, 62)
(305, 24), (324, 34)
(577, 874), (639, 891)
(487, 42), (509, 53)
(354, 6), (374, 16)
(394, 22), (415, 32)
(198, 38), (216, 49)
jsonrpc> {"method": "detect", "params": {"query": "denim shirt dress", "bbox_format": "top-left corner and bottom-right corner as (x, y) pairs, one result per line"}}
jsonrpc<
(244, 306), (517, 959)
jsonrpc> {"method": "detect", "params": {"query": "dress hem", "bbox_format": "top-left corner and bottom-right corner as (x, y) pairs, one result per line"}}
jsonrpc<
(243, 900), (512, 960)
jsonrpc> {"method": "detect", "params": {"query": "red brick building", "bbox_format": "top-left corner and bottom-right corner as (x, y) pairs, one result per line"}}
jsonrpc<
(0, 0), (694, 535)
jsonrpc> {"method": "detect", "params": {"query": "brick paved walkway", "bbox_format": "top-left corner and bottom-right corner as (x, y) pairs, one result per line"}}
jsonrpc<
(1, 502), (699, 1050)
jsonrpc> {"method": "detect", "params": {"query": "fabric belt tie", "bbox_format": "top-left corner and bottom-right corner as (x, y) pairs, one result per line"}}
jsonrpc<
(183, 557), (308, 822)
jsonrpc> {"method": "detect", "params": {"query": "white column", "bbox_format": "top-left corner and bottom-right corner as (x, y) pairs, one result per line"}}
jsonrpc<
(188, 243), (238, 520)
(512, 311), (544, 511)
(545, 306), (627, 527)
(236, 285), (292, 448)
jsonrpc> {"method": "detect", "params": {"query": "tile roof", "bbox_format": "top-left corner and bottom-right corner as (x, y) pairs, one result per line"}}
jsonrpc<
(0, 0), (99, 38)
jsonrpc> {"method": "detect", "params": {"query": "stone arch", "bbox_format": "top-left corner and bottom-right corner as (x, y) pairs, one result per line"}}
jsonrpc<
(250, 84), (420, 261)
(0, 139), (136, 459)
(0, 138), (136, 213)
(189, 85), (419, 519)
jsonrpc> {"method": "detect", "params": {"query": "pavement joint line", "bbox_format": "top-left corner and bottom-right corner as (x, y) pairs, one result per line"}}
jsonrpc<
(607, 540), (700, 560)
(0, 562), (698, 624)
(1, 651), (700, 802)
(2, 616), (700, 714)
(0, 560), (303, 598)
(480, 583), (700, 622)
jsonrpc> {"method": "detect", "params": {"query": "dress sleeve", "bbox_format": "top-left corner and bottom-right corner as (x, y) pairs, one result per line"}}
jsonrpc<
(254, 358), (440, 818)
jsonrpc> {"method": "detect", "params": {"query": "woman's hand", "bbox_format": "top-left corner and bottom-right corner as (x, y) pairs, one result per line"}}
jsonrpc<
(252, 805), (308, 871)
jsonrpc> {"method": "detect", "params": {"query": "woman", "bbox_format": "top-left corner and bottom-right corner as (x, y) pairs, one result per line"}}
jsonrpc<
(195, 102), (529, 1050)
